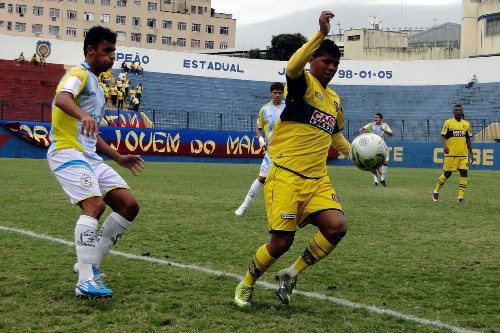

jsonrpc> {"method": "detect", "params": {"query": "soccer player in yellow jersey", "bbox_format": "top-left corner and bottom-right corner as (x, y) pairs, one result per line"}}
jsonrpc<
(47, 26), (144, 298)
(432, 104), (474, 202)
(234, 10), (351, 307)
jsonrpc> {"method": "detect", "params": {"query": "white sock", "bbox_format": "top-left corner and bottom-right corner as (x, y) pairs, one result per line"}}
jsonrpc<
(381, 166), (388, 181)
(286, 266), (299, 278)
(240, 179), (264, 208)
(75, 215), (99, 284)
(373, 173), (378, 183)
(92, 212), (131, 268)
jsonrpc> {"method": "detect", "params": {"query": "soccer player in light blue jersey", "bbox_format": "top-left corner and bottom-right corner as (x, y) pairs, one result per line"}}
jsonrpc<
(47, 26), (145, 298)
(235, 82), (285, 216)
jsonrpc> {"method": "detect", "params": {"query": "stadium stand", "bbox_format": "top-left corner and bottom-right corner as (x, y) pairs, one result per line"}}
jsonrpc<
(113, 69), (499, 141)
(0, 59), (66, 122)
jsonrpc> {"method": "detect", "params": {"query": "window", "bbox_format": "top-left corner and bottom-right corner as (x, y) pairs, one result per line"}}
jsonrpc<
(101, 0), (111, 5)
(15, 22), (26, 32)
(0, 21), (6, 27)
(347, 34), (360, 41)
(206, 25), (214, 34)
(116, 15), (125, 24)
(117, 31), (125, 41)
(49, 8), (60, 18)
(176, 38), (186, 47)
(177, 22), (186, 31)
(220, 42), (228, 49)
(131, 33), (141, 42)
(148, 2), (157, 10)
(101, 14), (110, 23)
(198, 6), (203, 14)
(7, 21), (12, 30)
(32, 24), (43, 34)
(84, 12), (94, 21)
(134, 0), (141, 6)
(8, 4), (13, 13)
(192, 23), (200, 32)
(220, 26), (229, 35)
(16, 4), (26, 15)
(67, 10), (77, 20)
(68, 0), (77, 2)
(66, 27), (77, 37)
(33, 6), (44, 16)
(205, 40), (214, 49)
(132, 17), (141, 26)
(83, 29), (89, 37)
(0, 3), (5, 9)
(163, 20), (172, 29)
(191, 5), (196, 14)
(117, 0), (126, 7)
(161, 36), (171, 45)
(191, 39), (200, 48)
(49, 25), (60, 35)
(486, 16), (500, 36)
(146, 34), (156, 43)
(147, 18), (156, 28)
(164, 0), (171, 3)
(85, 0), (94, 4)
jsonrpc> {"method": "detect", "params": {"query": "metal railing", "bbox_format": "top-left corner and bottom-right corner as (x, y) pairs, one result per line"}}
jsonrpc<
(1, 100), (497, 143)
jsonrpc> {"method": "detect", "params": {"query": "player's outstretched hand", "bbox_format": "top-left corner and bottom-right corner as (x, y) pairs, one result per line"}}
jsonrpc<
(118, 154), (145, 176)
(319, 11), (335, 36)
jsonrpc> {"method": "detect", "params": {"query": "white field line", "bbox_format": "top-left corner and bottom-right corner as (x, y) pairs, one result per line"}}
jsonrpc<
(0, 225), (482, 333)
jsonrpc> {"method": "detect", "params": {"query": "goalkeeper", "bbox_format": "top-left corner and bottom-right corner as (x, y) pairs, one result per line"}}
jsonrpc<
(234, 82), (286, 216)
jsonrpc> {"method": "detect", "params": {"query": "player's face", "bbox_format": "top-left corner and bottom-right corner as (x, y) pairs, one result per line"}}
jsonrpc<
(87, 40), (116, 75)
(374, 115), (382, 124)
(270, 89), (283, 105)
(453, 106), (463, 119)
(310, 54), (340, 87)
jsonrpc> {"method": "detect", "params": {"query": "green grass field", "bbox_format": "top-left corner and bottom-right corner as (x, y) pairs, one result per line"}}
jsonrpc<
(0, 158), (498, 333)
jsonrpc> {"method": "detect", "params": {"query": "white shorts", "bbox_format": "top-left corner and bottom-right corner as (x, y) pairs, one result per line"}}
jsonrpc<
(48, 148), (129, 205)
(259, 154), (273, 177)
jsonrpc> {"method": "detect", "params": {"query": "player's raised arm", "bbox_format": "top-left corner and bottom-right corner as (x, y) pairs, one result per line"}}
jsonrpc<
(286, 11), (335, 80)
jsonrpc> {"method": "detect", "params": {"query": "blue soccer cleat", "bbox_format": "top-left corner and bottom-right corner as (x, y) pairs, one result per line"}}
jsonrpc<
(75, 273), (113, 298)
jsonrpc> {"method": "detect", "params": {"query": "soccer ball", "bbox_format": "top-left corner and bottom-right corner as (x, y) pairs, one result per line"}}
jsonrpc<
(349, 133), (388, 171)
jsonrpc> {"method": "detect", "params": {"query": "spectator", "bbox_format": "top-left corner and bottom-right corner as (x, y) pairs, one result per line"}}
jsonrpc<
(121, 61), (129, 73)
(123, 76), (130, 102)
(136, 62), (144, 75)
(104, 85), (110, 107)
(465, 74), (477, 89)
(16, 52), (25, 66)
(31, 53), (39, 66)
(136, 83), (143, 102)
(110, 82), (118, 107)
(118, 70), (127, 81)
(128, 86), (136, 105)
(39, 55), (47, 67)
(117, 89), (124, 111)
(130, 61), (137, 75)
(131, 96), (140, 111)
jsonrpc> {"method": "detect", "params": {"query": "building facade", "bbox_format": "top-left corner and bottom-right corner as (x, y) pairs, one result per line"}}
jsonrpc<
(0, 0), (236, 51)
(461, 0), (500, 58)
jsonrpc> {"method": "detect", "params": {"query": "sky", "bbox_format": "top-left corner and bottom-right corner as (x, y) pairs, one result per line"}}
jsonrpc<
(210, 0), (463, 49)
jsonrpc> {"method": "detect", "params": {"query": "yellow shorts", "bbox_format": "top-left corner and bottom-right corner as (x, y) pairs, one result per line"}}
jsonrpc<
(443, 156), (468, 172)
(264, 165), (343, 232)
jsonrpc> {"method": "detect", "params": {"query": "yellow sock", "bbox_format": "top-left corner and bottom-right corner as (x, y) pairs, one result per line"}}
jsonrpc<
(291, 232), (336, 275)
(458, 177), (468, 198)
(242, 244), (276, 287)
(435, 174), (448, 192)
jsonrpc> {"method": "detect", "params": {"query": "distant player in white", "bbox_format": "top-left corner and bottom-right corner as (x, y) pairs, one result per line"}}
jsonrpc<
(47, 26), (144, 298)
(359, 112), (393, 186)
(235, 82), (285, 216)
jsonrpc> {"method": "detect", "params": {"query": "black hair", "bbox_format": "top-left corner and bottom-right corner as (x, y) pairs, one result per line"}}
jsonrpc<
(313, 39), (341, 59)
(83, 26), (117, 56)
(375, 112), (383, 119)
(454, 104), (463, 108)
(270, 82), (284, 92)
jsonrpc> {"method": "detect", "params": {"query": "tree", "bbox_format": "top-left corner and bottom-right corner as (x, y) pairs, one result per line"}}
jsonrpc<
(248, 48), (262, 59)
(266, 33), (308, 61)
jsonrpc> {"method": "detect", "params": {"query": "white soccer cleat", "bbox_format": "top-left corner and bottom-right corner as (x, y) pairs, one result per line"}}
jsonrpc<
(235, 206), (246, 216)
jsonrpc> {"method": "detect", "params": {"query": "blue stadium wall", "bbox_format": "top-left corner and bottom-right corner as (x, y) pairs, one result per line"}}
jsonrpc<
(0, 123), (497, 170)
